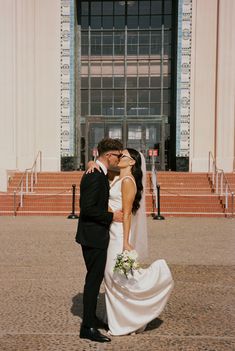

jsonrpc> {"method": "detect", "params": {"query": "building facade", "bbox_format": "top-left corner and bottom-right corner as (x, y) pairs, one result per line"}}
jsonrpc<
(0, 0), (234, 191)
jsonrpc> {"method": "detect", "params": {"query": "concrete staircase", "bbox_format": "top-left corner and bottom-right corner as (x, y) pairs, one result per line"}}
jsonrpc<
(1, 171), (234, 217)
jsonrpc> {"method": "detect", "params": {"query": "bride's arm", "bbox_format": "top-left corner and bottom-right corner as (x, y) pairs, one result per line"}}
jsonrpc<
(121, 178), (136, 251)
(86, 160), (101, 174)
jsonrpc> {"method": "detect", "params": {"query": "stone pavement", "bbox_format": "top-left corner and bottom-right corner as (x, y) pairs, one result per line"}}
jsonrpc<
(0, 216), (234, 351)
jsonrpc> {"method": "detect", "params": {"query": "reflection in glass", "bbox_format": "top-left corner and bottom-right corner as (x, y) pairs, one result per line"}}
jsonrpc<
(91, 1), (101, 16)
(103, 1), (113, 15)
(139, 0), (150, 14)
(127, 16), (138, 29)
(91, 16), (101, 29)
(91, 103), (101, 115)
(151, 0), (162, 13)
(114, 16), (125, 29)
(139, 16), (150, 29)
(103, 16), (113, 29)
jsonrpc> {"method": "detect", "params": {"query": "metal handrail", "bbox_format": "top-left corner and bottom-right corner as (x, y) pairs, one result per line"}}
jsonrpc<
(13, 151), (42, 216)
(208, 151), (234, 217)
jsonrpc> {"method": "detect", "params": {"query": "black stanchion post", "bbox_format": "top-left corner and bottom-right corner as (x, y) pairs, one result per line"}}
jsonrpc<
(67, 184), (79, 219)
(153, 185), (165, 220)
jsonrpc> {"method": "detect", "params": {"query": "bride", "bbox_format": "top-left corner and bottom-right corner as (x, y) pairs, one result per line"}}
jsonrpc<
(89, 148), (173, 336)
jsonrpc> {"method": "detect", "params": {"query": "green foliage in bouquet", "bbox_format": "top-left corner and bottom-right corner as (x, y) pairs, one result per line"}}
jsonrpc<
(113, 250), (140, 279)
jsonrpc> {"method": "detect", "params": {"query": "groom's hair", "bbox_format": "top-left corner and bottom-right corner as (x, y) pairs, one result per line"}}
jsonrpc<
(97, 138), (123, 156)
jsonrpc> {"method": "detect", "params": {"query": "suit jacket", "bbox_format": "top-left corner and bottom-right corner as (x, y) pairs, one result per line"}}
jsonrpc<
(76, 168), (113, 249)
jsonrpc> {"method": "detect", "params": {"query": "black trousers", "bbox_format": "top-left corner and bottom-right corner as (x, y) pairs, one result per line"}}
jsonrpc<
(81, 245), (107, 328)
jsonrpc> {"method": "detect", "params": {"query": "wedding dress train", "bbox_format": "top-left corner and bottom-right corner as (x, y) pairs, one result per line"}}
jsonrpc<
(104, 177), (174, 336)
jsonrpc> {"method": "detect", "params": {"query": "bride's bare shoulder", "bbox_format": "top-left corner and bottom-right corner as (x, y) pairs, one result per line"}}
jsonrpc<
(121, 176), (136, 189)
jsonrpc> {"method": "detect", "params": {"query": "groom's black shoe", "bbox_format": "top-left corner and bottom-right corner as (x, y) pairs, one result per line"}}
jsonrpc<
(94, 317), (109, 331)
(80, 325), (111, 343)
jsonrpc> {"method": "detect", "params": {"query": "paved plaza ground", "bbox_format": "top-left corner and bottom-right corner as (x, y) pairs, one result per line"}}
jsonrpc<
(0, 216), (234, 351)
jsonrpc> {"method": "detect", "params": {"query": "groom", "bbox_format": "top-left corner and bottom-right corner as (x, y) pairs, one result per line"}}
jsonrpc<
(76, 138), (123, 343)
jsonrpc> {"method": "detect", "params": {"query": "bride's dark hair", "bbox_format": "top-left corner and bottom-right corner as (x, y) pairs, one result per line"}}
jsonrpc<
(126, 148), (143, 214)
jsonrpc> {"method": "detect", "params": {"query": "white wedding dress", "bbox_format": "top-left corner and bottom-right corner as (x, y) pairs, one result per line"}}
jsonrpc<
(104, 176), (174, 336)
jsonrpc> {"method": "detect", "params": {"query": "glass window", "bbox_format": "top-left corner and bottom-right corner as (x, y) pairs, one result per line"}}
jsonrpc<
(164, 15), (172, 28)
(151, 45), (161, 55)
(139, 77), (149, 88)
(103, 16), (113, 29)
(127, 45), (138, 55)
(103, 1), (113, 15)
(91, 16), (101, 29)
(81, 2), (89, 16)
(91, 103), (101, 115)
(150, 103), (161, 115)
(102, 103), (113, 115)
(114, 90), (124, 102)
(81, 102), (88, 116)
(127, 90), (137, 102)
(114, 77), (125, 88)
(91, 1), (101, 15)
(127, 104), (138, 115)
(151, 1), (162, 14)
(127, 1), (138, 15)
(81, 45), (89, 55)
(164, 31), (172, 44)
(81, 32), (88, 45)
(127, 16), (138, 29)
(127, 77), (137, 88)
(103, 32), (113, 45)
(114, 1), (125, 15)
(114, 43), (125, 55)
(139, 1), (150, 14)
(139, 45), (149, 55)
(114, 104), (124, 115)
(163, 89), (171, 102)
(139, 33), (150, 45)
(163, 75), (171, 88)
(91, 90), (101, 102)
(163, 103), (171, 115)
(150, 76), (161, 87)
(139, 16), (150, 29)
(128, 125), (142, 140)
(102, 77), (113, 88)
(91, 45), (101, 55)
(138, 90), (149, 103)
(127, 32), (138, 45)
(81, 90), (88, 102)
(102, 90), (113, 102)
(138, 104), (149, 115)
(114, 16), (125, 29)
(164, 1), (172, 14)
(150, 89), (161, 103)
(81, 77), (88, 88)
(91, 77), (101, 88)
(151, 15), (162, 28)
(81, 16), (89, 28)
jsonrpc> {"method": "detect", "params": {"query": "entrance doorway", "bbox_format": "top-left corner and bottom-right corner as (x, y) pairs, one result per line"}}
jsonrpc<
(83, 117), (170, 171)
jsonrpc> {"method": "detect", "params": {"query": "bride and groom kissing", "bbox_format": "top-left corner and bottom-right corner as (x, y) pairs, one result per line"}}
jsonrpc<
(75, 138), (173, 343)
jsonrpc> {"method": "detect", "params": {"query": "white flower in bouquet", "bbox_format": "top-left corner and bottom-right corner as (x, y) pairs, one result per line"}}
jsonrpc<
(113, 250), (140, 279)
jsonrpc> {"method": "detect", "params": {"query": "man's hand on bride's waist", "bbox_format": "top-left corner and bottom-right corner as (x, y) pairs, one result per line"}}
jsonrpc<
(113, 210), (123, 222)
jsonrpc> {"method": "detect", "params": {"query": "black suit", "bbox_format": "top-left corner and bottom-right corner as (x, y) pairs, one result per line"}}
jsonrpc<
(76, 168), (113, 327)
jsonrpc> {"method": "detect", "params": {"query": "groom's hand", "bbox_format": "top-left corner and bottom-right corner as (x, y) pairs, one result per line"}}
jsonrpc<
(113, 210), (123, 222)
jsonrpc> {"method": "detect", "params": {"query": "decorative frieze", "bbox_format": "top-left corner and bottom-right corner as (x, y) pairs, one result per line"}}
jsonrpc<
(176, 0), (192, 157)
(60, 0), (74, 156)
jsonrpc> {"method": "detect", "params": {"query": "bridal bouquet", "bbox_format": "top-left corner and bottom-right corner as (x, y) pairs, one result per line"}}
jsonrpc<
(113, 250), (140, 279)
